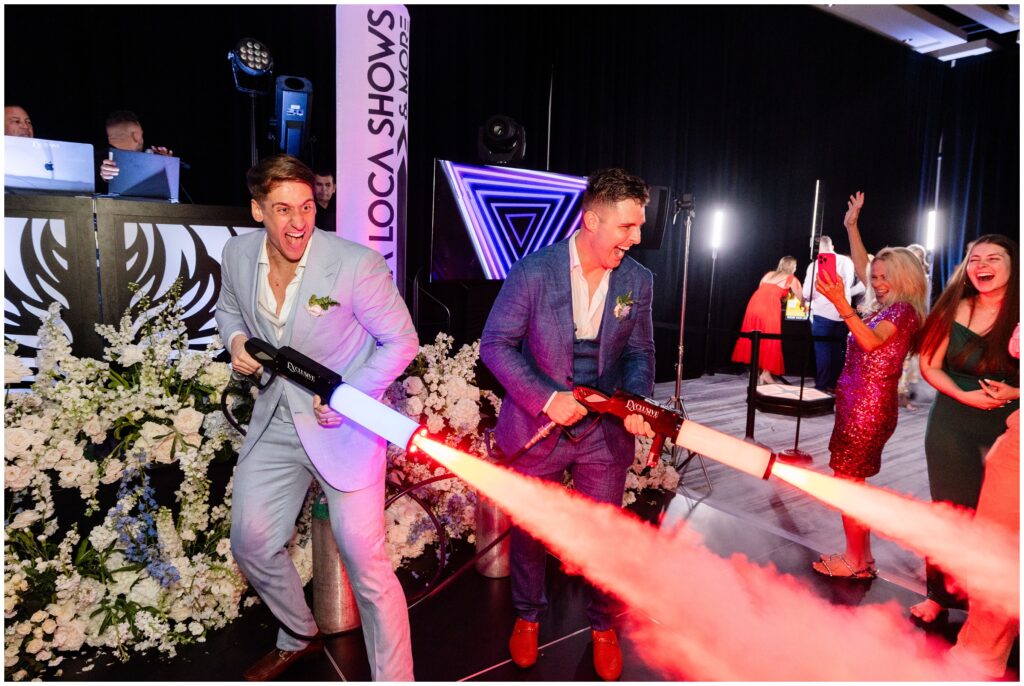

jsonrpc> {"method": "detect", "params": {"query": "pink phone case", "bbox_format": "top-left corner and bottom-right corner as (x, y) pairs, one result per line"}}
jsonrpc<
(817, 253), (837, 281)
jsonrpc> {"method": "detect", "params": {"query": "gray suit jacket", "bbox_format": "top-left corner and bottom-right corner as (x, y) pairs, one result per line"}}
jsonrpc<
(216, 229), (418, 491)
(480, 237), (655, 473)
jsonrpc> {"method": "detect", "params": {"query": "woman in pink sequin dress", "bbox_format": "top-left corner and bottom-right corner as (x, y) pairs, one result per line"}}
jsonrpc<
(811, 192), (928, 580)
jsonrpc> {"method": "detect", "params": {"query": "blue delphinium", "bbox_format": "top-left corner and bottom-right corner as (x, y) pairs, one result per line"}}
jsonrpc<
(110, 451), (181, 588)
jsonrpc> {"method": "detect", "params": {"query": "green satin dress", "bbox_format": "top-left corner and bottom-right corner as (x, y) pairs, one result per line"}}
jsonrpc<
(923, 322), (1019, 603)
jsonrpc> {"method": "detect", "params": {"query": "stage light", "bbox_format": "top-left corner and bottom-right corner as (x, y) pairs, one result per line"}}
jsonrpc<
(230, 37), (274, 77)
(925, 209), (937, 252)
(477, 115), (526, 165)
(228, 37), (275, 166)
(711, 210), (725, 254)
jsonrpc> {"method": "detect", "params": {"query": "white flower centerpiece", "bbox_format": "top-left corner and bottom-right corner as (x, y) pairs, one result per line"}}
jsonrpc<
(1, 281), (303, 681)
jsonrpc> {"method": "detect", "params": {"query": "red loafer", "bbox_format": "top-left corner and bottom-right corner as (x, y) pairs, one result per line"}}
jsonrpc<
(509, 618), (540, 668)
(592, 628), (622, 681)
(243, 639), (324, 681)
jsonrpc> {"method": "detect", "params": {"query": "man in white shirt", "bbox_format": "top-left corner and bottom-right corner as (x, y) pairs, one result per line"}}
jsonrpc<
(216, 155), (417, 681)
(480, 168), (656, 681)
(802, 235), (865, 392)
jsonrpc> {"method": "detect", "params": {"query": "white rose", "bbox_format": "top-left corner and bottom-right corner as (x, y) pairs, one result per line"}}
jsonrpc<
(400, 396), (424, 418)
(425, 413), (445, 434)
(25, 638), (44, 655)
(30, 610), (48, 623)
(10, 510), (41, 530)
(5, 464), (32, 491)
(5, 428), (34, 457)
(402, 376), (426, 396)
(4, 354), (31, 384)
(127, 577), (163, 610)
(99, 458), (124, 485)
(82, 416), (106, 443)
(307, 303), (324, 317)
(172, 408), (205, 436)
(19, 414), (46, 431)
(119, 345), (145, 367)
(41, 619), (56, 634)
(52, 622), (86, 651)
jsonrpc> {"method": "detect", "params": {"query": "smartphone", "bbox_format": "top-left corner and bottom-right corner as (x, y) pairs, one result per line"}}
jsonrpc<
(817, 253), (837, 282)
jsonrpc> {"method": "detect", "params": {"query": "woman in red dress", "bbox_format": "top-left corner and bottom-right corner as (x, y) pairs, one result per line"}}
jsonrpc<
(732, 256), (804, 384)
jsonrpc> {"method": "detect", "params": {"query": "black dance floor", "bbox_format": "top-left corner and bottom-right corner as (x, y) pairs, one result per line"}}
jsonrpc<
(54, 489), (1017, 681)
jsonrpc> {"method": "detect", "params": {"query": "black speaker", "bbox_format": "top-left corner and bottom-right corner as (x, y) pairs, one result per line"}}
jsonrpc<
(639, 185), (670, 250)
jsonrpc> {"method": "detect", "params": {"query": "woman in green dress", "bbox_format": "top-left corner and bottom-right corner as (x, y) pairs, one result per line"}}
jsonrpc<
(910, 234), (1019, 623)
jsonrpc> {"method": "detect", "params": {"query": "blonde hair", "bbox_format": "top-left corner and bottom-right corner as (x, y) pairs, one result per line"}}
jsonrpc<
(871, 246), (927, 322)
(776, 256), (797, 274)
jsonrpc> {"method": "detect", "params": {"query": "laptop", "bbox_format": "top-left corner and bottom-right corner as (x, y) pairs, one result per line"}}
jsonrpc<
(108, 148), (180, 201)
(4, 136), (95, 193)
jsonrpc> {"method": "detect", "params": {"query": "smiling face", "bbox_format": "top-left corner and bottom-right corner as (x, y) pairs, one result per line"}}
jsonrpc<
(579, 199), (645, 271)
(966, 241), (1011, 297)
(870, 258), (892, 304)
(251, 180), (316, 263)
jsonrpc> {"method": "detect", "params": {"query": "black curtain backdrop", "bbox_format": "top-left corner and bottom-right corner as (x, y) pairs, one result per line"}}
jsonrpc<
(6, 5), (1018, 380)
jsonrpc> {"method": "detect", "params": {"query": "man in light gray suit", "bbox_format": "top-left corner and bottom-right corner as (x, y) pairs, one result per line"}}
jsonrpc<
(480, 168), (656, 681)
(216, 155), (417, 681)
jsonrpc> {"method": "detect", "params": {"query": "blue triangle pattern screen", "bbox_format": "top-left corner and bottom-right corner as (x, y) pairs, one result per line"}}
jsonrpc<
(431, 160), (586, 281)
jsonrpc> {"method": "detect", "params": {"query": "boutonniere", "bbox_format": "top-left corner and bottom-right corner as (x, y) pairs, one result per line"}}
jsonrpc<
(306, 294), (339, 317)
(613, 291), (635, 321)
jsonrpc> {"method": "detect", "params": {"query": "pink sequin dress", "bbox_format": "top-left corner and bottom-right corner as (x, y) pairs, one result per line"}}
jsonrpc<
(828, 301), (920, 478)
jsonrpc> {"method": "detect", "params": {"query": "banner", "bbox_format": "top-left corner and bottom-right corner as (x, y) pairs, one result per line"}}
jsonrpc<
(336, 4), (410, 293)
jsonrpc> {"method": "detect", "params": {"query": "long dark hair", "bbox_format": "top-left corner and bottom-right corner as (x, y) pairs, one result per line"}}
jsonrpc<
(919, 234), (1019, 375)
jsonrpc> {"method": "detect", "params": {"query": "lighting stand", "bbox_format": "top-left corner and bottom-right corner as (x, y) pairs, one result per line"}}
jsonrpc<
(777, 180), (824, 465)
(668, 198), (713, 491)
(703, 244), (719, 376)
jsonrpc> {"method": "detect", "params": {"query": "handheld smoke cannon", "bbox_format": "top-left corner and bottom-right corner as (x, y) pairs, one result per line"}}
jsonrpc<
(243, 338), (427, 453)
(572, 386), (776, 479)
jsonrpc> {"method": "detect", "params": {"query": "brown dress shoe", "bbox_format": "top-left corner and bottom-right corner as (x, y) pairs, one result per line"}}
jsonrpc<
(592, 628), (622, 681)
(508, 618), (539, 668)
(243, 639), (324, 681)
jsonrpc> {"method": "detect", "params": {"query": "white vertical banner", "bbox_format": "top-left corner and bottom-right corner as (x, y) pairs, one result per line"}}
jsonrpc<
(336, 4), (410, 292)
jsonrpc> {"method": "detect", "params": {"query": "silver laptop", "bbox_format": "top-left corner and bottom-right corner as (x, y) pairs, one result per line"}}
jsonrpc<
(4, 136), (95, 193)
(108, 149), (180, 201)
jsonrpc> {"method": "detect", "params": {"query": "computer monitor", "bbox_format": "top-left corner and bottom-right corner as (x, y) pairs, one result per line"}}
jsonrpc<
(4, 136), (95, 193)
(108, 149), (180, 201)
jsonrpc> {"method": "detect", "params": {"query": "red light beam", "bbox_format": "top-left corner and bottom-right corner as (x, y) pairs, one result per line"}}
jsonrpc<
(772, 461), (1019, 619)
(411, 435), (985, 681)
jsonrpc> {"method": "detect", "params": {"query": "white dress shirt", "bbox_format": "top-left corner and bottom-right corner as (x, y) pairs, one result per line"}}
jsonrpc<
(229, 237), (313, 350)
(543, 232), (612, 412)
(801, 250), (865, 322)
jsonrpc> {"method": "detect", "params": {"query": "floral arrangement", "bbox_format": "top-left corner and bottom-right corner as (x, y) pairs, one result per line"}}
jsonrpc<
(382, 333), (501, 568)
(2, 283), (311, 681)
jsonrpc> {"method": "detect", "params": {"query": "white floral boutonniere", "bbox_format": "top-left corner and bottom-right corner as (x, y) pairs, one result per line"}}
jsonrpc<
(613, 291), (635, 321)
(306, 294), (340, 317)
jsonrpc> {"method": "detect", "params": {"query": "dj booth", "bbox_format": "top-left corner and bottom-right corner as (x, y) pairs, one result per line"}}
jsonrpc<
(4, 194), (260, 360)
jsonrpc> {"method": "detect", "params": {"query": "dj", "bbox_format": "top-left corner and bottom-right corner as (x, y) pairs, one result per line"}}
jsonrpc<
(98, 110), (174, 182)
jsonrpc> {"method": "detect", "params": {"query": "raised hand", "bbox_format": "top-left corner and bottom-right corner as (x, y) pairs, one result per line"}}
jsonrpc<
(844, 191), (865, 229)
